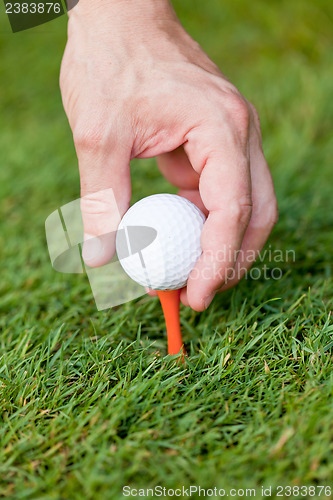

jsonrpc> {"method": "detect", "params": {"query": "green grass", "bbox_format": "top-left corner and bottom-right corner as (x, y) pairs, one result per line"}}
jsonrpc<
(1, 0), (333, 498)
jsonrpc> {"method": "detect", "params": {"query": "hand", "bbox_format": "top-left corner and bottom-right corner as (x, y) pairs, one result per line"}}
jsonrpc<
(60, 0), (278, 311)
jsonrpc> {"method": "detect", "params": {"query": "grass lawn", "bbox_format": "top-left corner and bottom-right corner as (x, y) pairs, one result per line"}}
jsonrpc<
(0, 0), (333, 498)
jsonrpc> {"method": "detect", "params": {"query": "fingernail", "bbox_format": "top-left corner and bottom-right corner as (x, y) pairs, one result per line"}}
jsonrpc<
(204, 293), (215, 309)
(82, 234), (104, 263)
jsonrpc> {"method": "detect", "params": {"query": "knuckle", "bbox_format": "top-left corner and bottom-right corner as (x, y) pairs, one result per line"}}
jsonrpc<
(250, 104), (260, 126)
(255, 198), (279, 229)
(80, 193), (118, 236)
(227, 198), (253, 226)
(225, 93), (250, 132)
(269, 199), (279, 227)
(249, 103), (263, 138)
(80, 191), (114, 216)
(73, 121), (106, 151)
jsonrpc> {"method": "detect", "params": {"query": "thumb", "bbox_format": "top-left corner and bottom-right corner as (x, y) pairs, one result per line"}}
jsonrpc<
(77, 142), (131, 268)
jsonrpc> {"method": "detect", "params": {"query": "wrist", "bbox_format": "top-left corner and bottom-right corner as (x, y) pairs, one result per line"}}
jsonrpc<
(66, 0), (188, 57)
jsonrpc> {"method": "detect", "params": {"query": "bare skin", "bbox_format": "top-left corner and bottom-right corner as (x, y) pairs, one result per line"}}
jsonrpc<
(60, 0), (278, 311)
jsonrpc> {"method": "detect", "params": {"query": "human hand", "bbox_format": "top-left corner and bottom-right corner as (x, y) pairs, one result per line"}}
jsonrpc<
(60, 0), (278, 311)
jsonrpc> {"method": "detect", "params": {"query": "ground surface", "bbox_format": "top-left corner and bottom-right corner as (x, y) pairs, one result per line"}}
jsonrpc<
(0, 1), (332, 498)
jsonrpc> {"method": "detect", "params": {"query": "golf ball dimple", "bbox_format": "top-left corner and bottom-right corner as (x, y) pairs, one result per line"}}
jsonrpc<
(116, 194), (205, 290)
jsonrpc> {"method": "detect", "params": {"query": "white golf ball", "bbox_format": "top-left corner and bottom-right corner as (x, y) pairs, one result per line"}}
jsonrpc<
(116, 194), (205, 290)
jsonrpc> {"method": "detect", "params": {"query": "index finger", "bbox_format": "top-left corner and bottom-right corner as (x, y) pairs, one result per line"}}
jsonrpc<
(183, 120), (252, 311)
